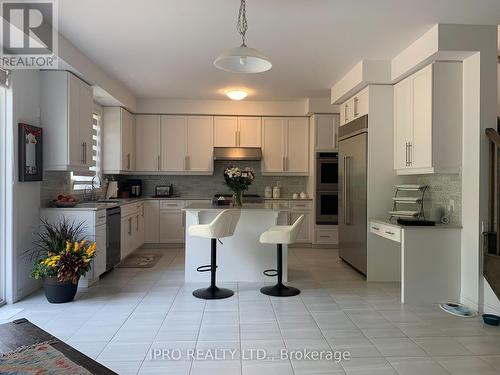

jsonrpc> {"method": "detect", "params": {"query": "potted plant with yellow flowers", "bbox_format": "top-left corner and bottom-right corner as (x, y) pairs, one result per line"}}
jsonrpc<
(30, 219), (97, 303)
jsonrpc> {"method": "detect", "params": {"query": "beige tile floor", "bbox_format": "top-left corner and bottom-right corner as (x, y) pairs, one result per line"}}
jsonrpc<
(2, 246), (500, 375)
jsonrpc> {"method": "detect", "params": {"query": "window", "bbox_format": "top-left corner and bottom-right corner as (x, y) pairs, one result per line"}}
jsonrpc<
(72, 112), (102, 191)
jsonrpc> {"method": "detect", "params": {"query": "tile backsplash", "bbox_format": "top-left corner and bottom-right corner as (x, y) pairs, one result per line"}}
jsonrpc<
(401, 173), (461, 225)
(108, 161), (309, 198)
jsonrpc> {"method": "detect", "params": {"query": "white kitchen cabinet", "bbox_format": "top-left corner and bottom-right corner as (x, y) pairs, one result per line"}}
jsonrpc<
(214, 116), (238, 147)
(187, 116), (214, 172)
(132, 202), (144, 250)
(103, 107), (135, 173)
(315, 227), (338, 245)
(160, 116), (213, 174)
(135, 115), (161, 172)
(339, 87), (369, 126)
(120, 203), (144, 259)
(159, 211), (184, 243)
(161, 115), (187, 172)
(40, 71), (94, 173)
(144, 200), (160, 243)
(290, 212), (312, 243)
(121, 215), (133, 259)
(393, 62), (462, 175)
(262, 117), (309, 175)
(214, 116), (261, 147)
(94, 221), (107, 279)
(314, 114), (339, 151)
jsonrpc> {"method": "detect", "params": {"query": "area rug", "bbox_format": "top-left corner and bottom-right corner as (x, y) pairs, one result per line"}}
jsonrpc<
(116, 253), (163, 268)
(0, 342), (93, 374)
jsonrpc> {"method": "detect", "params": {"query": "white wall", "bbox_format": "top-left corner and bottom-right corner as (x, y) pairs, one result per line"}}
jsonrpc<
(6, 70), (42, 302)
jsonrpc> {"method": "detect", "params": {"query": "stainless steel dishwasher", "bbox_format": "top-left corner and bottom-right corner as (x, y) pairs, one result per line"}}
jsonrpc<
(106, 207), (121, 271)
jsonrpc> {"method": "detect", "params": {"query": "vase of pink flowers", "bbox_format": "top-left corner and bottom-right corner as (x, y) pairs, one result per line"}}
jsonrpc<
(223, 166), (255, 207)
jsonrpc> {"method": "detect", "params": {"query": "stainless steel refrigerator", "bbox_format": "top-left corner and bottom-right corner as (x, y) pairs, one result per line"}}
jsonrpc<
(338, 115), (368, 275)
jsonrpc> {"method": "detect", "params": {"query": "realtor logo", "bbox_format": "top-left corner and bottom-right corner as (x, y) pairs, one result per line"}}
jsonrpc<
(0, 0), (58, 69)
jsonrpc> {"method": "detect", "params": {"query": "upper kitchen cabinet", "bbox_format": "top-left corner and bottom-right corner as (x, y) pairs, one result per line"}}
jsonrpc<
(160, 115), (213, 174)
(339, 87), (369, 126)
(393, 62), (462, 175)
(314, 114), (340, 150)
(102, 107), (135, 174)
(136, 115), (161, 172)
(262, 117), (309, 175)
(40, 71), (94, 173)
(214, 116), (261, 147)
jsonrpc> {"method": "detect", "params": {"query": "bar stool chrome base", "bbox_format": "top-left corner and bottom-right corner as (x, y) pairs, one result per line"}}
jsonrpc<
(193, 285), (234, 300)
(260, 283), (300, 297)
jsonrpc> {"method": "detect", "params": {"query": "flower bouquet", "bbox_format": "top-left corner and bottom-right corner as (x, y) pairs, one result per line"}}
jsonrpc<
(223, 166), (255, 206)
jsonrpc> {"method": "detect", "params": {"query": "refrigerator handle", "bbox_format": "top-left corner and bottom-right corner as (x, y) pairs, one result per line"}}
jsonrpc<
(343, 156), (351, 225)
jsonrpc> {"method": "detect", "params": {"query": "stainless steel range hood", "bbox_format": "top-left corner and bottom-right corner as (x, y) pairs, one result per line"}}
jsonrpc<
(213, 147), (262, 161)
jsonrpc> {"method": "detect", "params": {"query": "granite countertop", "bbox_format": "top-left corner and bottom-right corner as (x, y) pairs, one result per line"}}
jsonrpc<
(370, 218), (462, 229)
(184, 202), (291, 211)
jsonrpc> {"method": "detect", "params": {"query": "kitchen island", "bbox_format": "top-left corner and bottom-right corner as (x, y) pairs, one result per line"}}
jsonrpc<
(184, 202), (290, 282)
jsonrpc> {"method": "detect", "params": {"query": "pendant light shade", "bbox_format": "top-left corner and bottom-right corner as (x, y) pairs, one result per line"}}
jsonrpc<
(214, 0), (272, 74)
(214, 45), (272, 73)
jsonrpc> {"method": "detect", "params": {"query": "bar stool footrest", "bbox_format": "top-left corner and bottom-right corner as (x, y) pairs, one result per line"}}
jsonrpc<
(263, 269), (278, 277)
(196, 264), (217, 272)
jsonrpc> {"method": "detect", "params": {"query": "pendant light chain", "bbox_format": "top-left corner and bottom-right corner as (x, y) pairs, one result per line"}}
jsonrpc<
(237, 0), (248, 46)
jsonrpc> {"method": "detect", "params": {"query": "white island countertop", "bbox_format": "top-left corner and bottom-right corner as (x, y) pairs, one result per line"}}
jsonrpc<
(183, 202), (291, 211)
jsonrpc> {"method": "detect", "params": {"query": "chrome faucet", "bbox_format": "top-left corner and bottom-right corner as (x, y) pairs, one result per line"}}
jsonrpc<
(90, 175), (101, 201)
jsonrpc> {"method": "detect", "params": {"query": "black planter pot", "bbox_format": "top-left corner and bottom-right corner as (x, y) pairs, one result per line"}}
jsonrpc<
(43, 277), (79, 303)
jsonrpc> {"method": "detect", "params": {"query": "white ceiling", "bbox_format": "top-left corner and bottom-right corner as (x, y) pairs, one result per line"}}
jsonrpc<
(58, 0), (500, 101)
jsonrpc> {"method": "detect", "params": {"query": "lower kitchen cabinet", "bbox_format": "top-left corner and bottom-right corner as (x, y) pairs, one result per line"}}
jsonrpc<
(144, 200), (160, 243)
(159, 210), (184, 243)
(315, 226), (338, 245)
(290, 212), (311, 243)
(120, 203), (144, 259)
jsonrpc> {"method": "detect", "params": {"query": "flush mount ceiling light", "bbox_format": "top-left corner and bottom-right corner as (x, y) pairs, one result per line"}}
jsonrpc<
(214, 0), (272, 74)
(225, 89), (248, 100)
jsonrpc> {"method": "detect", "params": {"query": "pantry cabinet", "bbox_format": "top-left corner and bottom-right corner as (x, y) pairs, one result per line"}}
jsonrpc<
(214, 116), (261, 147)
(159, 115), (213, 174)
(103, 107), (135, 173)
(40, 71), (94, 173)
(393, 62), (462, 175)
(340, 87), (369, 126)
(314, 114), (339, 151)
(135, 115), (161, 172)
(262, 117), (309, 175)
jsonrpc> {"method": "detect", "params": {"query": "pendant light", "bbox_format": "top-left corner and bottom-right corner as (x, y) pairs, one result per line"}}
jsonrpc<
(214, 0), (272, 74)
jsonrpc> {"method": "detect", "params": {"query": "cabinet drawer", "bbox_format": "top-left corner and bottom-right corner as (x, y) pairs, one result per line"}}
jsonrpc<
(370, 221), (401, 243)
(160, 200), (185, 210)
(121, 203), (139, 218)
(290, 201), (312, 211)
(264, 201), (289, 210)
(315, 228), (338, 244)
(95, 209), (107, 226)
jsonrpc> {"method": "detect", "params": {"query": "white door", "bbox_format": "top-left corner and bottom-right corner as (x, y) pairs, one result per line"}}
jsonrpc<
(394, 78), (413, 170)
(315, 115), (338, 150)
(262, 118), (286, 173)
(144, 200), (160, 243)
(286, 118), (309, 173)
(78, 80), (94, 169)
(186, 116), (213, 172)
(411, 64), (433, 169)
(136, 115), (160, 171)
(214, 116), (238, 147)
(161, 115), (186, 172)
(238, 117), (262, 147)
(68, 74), (82, 167)
(159, 211), (184, 243)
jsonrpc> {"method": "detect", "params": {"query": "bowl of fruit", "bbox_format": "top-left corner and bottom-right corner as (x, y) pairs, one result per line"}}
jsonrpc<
(52, 194), (80, 208)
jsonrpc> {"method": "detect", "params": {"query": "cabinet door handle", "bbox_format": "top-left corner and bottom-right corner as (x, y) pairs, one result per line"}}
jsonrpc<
(371, 226), (380, 231)
(283, 156), (286, 171)
(185, 155), (190, 170)
(405, 142), (409, 166)
(127, 154), (131, 170)
(136, 215), (139, 231)
(106, 225), (109, 248)
(409, 142), (412, 166)
(238, 131), (241, 146)
(343, 156), (351, 225)
(235, 131), (238, 146)
(354, 97), (359, 117)
(385, 231), (395, 235)
(158, 155), (161, 171)
(344, 104), (348, 122)
(128, 217), (132, 235)
(81, 142), (85, 164)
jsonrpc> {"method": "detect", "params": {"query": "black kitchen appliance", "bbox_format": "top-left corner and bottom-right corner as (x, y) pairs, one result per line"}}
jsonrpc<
(154, 184), (173, 197)
(316, 152), (339, 191)
(106, 207), (121, 271)
(127, 179), (142, 197)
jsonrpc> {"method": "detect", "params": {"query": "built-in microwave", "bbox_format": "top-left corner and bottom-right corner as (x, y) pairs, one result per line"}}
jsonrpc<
(316, 191), (339, 225)
(316, 152), (338, 191)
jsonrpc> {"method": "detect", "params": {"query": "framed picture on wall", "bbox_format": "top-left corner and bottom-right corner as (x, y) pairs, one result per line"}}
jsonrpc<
(18, 123), (43, 182)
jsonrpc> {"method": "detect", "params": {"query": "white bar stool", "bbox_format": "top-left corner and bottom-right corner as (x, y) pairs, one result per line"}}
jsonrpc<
(259, 215), (304, 297)
(188, 209), (241, 299)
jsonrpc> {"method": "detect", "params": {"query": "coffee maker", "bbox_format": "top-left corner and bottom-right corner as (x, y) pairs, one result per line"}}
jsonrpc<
(127, 179), (142, 197)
